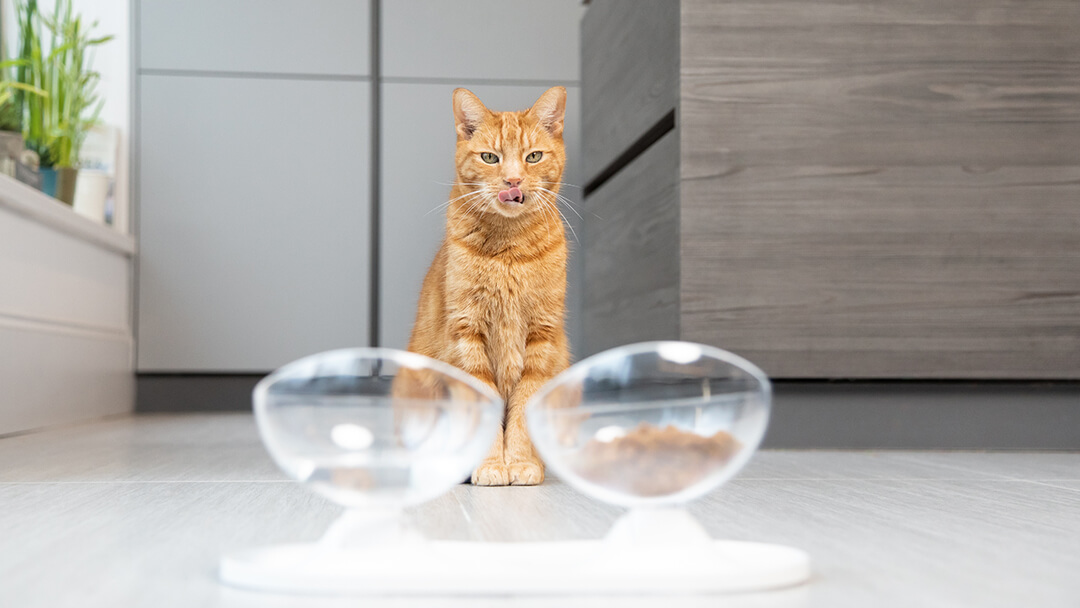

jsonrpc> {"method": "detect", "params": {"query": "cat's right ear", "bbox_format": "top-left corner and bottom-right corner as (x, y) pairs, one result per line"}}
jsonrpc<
(453, 88), (489, 140)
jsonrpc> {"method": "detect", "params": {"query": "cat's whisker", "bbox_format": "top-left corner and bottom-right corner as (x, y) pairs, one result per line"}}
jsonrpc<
(535, 191), (579, 244)
(453, 196), (488, 223)
(425, 188), (488, 216)
(542, 190), (585, 222)
(447, 192), (483, 222)
(434, 181), (487, 187)
(534, 185), (578, 205)
(538, 194), (579, 244)
(535, 186), (586, 221)
(428, 194), (486, 221)
(534, 194), (557, 239)
(553, 205), (580, 244)
(537, 180), (582, 190)
(464, 193), (490, 217)
(450, 190), (494, 235)
(427, 203), (453, 217)
(558, 195), (599, 220)
(548, 189), (584, 215)
(535, 182), (596, 217)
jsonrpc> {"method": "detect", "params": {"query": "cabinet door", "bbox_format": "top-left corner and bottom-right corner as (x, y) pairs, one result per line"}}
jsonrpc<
(679, 0), (1080, 378)
(138, 75), (370, 371)
(584, 131), (680, 356)
(381, 0), (583, 81)
(581, 0), (678, 183)
(379, 83), (583, 351)
(139, 0), (370, 76)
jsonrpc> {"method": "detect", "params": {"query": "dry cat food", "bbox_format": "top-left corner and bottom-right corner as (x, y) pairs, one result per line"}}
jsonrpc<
(574, 424), (741, 497)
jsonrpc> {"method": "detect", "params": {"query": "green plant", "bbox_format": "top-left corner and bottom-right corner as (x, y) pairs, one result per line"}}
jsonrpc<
(0, 1), (47, 132)
(0, 68), (47, 132)
(15, 0), (112, 167)
(0, 99), (18, 132)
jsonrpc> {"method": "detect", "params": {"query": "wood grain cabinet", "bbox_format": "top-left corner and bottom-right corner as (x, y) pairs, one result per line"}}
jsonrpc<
(581, 0), (1080, 378)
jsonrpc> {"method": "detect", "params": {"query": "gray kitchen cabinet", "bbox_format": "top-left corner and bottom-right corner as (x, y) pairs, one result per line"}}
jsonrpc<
(582, 0), (1080, 378)
(381, 0), (584, 82)
(581, 0), (677, 183)
(139, 0), (370, 76)
(584, 130), (679, 356)
(137, 76), (370, 371)
(379, 83), (584, 353)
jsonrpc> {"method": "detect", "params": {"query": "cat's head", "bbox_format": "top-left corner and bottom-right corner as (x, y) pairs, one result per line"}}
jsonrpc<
(452, 86), (566, 219)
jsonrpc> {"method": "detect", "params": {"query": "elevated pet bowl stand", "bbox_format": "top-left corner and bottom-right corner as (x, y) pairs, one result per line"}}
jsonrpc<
(220, 508), (811, 595)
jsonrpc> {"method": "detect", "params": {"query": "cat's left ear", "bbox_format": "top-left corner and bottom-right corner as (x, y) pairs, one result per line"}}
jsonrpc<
(454, 88), (490, 140)
(529, 86), (566, 137)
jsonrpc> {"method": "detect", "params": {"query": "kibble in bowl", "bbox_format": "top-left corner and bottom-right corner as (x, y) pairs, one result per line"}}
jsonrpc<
(526, 342), (770, 507)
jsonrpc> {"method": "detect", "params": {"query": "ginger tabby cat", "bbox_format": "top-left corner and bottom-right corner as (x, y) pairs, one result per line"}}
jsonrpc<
(407, 87), (570, 486)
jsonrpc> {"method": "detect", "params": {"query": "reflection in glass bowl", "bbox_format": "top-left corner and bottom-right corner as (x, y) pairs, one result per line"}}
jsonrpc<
(527, 341), (771, 508)
(254, 348), (503, 510)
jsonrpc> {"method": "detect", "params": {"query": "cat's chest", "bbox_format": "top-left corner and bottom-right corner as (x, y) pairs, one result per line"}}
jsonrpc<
(472, 260), (531, 382)
(457, 252), (538, 310)
(475, 260), (530, 328)
(446, 242), (549, 339)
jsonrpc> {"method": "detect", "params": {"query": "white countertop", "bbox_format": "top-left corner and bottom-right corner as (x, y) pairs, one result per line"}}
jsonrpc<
(0, 173), (135, 257)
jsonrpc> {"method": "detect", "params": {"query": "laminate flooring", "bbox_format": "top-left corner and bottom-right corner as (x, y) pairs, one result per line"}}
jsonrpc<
(1, 414), (1077, 607)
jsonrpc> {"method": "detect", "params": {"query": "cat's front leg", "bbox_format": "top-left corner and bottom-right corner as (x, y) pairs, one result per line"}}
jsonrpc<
(448, 318), (510, 486)
(504, 377), (546, 485)
(504, 326), (567, 486)
(472, 425), (509, 486)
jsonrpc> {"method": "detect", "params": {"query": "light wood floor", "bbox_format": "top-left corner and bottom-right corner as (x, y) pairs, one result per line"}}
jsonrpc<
(1, 414), (1077, 607)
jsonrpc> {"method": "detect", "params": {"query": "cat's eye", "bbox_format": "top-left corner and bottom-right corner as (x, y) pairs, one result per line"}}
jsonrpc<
(526, 151), (543, 163)
(480, 152), (499, 164)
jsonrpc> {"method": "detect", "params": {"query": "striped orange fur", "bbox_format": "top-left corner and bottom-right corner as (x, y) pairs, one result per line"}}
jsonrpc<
(407, 87), (570, 486)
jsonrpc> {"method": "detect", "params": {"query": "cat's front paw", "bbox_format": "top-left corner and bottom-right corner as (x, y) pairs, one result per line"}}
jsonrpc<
(508, 459), (545, 486)
(472, 460), (510, 486)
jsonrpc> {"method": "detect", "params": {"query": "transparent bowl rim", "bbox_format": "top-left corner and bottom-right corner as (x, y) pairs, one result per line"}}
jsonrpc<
(525, 340), (773, 415)
(252, 347), (505, 414)
(524, 341), (772, 506)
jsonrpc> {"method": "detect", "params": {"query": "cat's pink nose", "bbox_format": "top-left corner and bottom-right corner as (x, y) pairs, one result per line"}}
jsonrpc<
(504, 178), (522, 188)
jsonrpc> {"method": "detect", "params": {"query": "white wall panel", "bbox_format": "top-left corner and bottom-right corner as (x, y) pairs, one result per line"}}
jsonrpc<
(382, 0), (583, 81)
(139, 0), (370, 76)
(138, 75), (370, 371)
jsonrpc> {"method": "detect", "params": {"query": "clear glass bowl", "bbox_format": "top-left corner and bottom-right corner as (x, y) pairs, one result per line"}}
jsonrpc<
(526, 341), (771, 509)
(254, 348), (503, 510)
(225, 345), (808, 593)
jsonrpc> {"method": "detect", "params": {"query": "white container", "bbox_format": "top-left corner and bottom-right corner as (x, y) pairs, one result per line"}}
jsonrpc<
(72, 169), (111, 224)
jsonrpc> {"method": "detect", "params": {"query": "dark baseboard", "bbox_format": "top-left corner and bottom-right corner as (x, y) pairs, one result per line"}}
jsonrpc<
(136, 375), (1080, 449)
(136, 374), (266, 413)
(765, 381), (1080, 450)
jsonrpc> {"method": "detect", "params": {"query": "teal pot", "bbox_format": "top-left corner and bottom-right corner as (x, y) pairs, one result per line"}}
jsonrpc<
(40, 167), (78, 205)
(40, 167), (57, 197)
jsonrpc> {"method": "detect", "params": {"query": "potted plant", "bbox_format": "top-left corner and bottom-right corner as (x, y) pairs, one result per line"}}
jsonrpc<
(0, 74), (42, 178)
(16, 0), (110, 204)
(0, 5), (47, 179)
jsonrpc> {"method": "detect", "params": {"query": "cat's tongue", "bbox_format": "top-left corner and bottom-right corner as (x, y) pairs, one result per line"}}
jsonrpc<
(498, 187), (524, 204)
